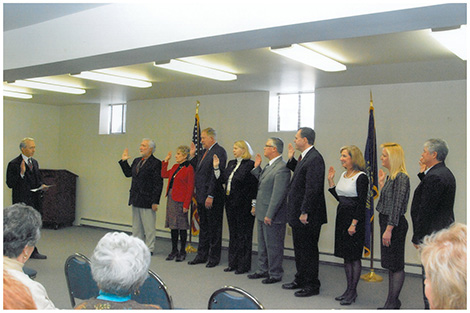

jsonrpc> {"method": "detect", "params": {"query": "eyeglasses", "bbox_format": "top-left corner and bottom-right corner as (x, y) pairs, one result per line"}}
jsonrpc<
(264, 145), (274, 148)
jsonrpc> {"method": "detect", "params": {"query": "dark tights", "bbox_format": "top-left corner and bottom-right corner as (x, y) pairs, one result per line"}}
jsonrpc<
(341, 259), (361, 298)
(382, 269), (405, 308)
(170, 229), (187, 253)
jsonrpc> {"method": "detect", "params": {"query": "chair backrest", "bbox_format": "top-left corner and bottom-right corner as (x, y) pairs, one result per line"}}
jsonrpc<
(64, 253), (100, 308)
(131, 269), (173, 309)
(208, 286), (264, 309)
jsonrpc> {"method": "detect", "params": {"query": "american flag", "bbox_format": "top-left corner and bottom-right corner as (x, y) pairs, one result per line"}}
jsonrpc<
(190, 109), (203, 236)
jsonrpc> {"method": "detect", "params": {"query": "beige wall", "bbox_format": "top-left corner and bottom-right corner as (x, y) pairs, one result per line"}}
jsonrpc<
(3, 80), (466, 268)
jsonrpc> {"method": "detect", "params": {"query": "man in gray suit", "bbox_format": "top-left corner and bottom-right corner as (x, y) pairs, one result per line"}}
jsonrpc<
(247, 137), (291, 284)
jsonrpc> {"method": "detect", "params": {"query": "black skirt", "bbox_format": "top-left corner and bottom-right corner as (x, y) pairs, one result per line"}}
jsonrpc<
(334, 196), (365, 261)
(379, 213), (408, 272)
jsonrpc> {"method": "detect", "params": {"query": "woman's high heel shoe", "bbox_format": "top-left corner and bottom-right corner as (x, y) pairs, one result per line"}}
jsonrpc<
(335, 290), (348, 301)
(340, 292), (357, 305)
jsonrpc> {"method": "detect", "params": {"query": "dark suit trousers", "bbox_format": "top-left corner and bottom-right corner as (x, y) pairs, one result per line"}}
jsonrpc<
(292, 224), (322, 289)
(196, 198), (224, 263)
(225, 196), (255, 272)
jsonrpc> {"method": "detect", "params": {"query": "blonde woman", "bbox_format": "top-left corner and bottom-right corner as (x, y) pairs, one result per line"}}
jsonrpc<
(420, 223), (466, 309)
(213, 140), (258, 274)
(376, 143), (410, 309)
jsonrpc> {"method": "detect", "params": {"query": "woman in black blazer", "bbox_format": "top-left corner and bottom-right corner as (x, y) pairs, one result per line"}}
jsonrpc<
(213, 140), (258, 274)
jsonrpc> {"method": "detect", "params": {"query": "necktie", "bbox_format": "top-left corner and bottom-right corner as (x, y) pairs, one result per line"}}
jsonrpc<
(28, 158), (33, 170)
(137, 158), (145, 173)
(298, 155), (302, 162)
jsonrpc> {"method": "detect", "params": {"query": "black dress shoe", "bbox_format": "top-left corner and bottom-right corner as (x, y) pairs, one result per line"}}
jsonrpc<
(340, 292), (357, 305)
(224, 266), (235, 272)
(30, 252), (47, 260)
(335, 291), (348, 301)
(247, 272), (269, 279)
(262, 277), (282, 284)
(175, 252), (186, 262)
(166, 251), (178, 261)
(235, 269), (249, 275)
(294, 287), (319, 297)
(206, 261), (218, 268)
(188, 257), (206, 265)
(23, 266), (37, 279)
(282, 281), (304, 290)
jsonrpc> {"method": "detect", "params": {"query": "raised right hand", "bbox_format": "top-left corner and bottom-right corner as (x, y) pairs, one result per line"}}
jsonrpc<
(121, 148), (131, 161)
(213, 154), (220, 168)
(378, 169), (386, 189)
(327, 166), (336, 187)
(164, 151), (172, 163)
(288, 143), (295, 160)
(190, 142), (196, 157)
(254, 153), (262, 168)
(20, 159), (26, 176)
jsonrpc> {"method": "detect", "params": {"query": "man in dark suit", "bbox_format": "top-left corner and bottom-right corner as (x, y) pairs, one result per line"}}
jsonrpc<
(248, 137), (291, 284)
(119, 138), (163, 255)
(7, 137), (49, 259)
(188, 127), (227, 267)
(411, 138), (456, 309)
(282, 127), (327, 297)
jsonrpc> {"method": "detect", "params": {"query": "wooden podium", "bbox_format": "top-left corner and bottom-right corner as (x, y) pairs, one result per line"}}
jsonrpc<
(40, 169), (78, 229)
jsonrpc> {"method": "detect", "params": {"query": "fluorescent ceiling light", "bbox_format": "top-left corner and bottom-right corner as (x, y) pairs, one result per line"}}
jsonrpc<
(4, 90), (33, 99)
(72, 71), (152, 88)
(10, 80), (86, 95)
(154, 60), (237, 81)
(270, 44), (346, 72)
(431, 25), (467, 60)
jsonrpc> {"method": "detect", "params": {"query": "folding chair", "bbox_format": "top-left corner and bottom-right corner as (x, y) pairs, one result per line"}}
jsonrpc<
(132, 269), (174, 309)
(208, 285), (264, 309)
(64, 253), (100, 307)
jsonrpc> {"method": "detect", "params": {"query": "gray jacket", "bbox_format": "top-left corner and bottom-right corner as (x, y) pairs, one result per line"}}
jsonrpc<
(251, 157), (291, 224)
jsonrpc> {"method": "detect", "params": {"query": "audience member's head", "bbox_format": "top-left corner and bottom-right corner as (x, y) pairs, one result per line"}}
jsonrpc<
(4, 203), (42, 261)
(420, 223), (467, 309)
(91, 232), (151, 297)
(3, 270), (37, 309)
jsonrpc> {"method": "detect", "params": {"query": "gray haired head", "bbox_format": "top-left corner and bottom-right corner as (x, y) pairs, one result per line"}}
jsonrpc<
(269, 137), (284, 154)
(90, 232), (151, 296)
(4, 203), (42, 258)
(19, 137), (35, 150)
(142, 138), (156, 154)
(424, 138), (449, 162)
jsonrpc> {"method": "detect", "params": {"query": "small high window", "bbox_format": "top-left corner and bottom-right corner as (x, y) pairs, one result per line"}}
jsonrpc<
(269, 93), (315, 132)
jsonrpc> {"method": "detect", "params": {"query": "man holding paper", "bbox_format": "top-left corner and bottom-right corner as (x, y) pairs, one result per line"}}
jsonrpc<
(6, 137), (49, 259)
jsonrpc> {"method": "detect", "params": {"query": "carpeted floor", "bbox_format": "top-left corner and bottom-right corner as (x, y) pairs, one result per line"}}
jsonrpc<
(26, 225), (425, 310)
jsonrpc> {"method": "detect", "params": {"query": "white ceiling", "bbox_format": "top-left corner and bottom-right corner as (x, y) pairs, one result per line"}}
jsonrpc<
(3, 2), (467, 106)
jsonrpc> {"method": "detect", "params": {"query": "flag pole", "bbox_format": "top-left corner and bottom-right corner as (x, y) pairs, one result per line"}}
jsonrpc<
(361, 91), (383, 282)
(186, 101), (200, 254)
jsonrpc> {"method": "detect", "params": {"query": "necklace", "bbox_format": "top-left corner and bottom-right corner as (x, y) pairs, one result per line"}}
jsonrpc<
(344, 170), (358, 178)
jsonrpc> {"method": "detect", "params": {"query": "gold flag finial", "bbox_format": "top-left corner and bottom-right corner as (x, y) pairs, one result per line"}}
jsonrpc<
(196, 101), (200, 114)
(370, 90), (374, 108)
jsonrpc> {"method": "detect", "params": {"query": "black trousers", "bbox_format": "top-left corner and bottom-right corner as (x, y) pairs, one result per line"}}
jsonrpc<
(196, 198), (224, 264)
(292, 224), (322, 290)
(225, 196), (255, 272)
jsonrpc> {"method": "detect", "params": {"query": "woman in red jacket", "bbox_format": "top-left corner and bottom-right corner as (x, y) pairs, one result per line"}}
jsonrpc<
(162, 145), (195, 262)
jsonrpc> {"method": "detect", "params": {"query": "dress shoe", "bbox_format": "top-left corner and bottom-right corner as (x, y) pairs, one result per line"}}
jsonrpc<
(262, 277), (282, 284)
(30, 251), (47, 260)
(188, 257), (207, 265)
(206, 261), (218, 268)
(247, 272), (269, 279)
(282, 281), (304, 290)
(175, 252), (186, 262)
(294, 287), (319, 297)
(378, 299), (401, 309)
(340, 293), (357, 305)
(335, 290), (348, 301)
(224, 266), (235, 272)
(235, 269), (249, 275)
(166, 251), (178, 261)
